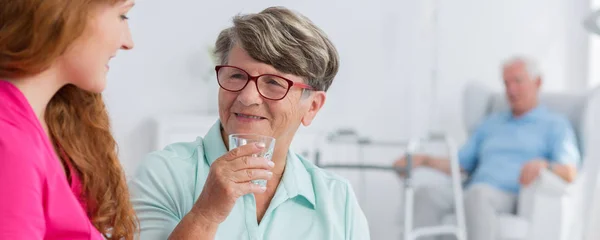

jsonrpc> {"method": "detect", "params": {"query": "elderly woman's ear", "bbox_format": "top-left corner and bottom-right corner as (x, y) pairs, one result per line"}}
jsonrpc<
(300, 91), (326, 127)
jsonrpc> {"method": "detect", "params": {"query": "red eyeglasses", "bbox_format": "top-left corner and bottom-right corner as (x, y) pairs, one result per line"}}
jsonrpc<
(215, 65), (314, 100)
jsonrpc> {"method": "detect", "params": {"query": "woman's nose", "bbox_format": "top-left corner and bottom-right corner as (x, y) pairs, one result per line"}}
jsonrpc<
(236, 80), (263, 106)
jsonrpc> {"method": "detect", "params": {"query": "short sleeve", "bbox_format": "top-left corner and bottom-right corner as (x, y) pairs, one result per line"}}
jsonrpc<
(549, 119), (581, 167)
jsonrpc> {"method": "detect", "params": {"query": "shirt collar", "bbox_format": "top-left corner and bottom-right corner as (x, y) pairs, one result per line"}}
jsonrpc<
(506, 104), (547, 121)
(202, 120), (316, 208)
(202, 120), (227, 166)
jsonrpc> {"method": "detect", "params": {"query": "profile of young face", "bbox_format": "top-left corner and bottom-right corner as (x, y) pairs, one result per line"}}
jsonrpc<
(58, 0), (135, 93)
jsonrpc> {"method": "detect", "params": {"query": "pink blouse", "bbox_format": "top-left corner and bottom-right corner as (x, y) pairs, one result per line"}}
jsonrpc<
(0, 80), (103, 239)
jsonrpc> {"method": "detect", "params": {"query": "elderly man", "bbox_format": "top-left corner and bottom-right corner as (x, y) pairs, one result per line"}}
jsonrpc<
(394, 56), (581, 240)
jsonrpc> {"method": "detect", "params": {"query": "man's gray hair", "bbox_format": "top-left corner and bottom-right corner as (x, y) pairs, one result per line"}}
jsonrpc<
(502, 56), (541, 80)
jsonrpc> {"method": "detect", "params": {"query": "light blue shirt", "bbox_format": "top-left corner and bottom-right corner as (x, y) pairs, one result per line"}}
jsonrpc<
(460, 105), (581, 194)
(129, 121), (370, 240)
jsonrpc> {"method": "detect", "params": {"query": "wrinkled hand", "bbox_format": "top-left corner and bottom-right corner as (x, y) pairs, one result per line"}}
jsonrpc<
(393, 154), (428, 168)
(519, 159), (549, 186)
(193, 142), (274, 225)
(393, 154), (428, 176)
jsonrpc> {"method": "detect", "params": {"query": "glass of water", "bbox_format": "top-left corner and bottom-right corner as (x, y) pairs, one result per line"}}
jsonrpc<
(228, 134), (276, 187)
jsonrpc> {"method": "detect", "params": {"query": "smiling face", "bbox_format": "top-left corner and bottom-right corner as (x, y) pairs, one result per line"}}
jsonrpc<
(218, 44), (326, 145)
(57, 0), (134, 93)
(213, 7), (339, 148)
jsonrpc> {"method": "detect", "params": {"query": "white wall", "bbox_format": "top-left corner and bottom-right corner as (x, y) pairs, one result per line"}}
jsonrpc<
(106, 0), (441, 174)
(104, 0), (590, 239)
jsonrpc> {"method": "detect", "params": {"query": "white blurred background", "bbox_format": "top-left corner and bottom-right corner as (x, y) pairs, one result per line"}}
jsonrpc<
(103, 0), (600, 239)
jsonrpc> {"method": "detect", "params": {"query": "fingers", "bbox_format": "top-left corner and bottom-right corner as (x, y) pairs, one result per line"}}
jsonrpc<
(240, 181), (268, 195)
(394, 155), (409, 166)
(393, 159), (404, 167)
(521, 171), (531, 185)
(231, 169), (273, 183)
(223, 142), (266, 161)
(520, 165), (540, 186)
(230, 156), (274, 171)
(523, 172), (535, 185)
(393, 156), (425, 168)
(397, 155), (425, 167)
(519, 165), (530, 185)
(529, 167), (541, 183)
(519, 171), (526, 184)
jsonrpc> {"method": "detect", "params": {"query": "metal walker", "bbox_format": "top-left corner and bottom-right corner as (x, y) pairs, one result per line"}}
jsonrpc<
(315, 131), (467, 240)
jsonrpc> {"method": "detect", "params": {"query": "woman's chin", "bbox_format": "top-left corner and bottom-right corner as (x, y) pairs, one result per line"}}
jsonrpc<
(75, 76), (107, 93)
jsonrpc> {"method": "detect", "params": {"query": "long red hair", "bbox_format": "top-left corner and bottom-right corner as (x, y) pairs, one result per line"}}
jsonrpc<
(0, 0), (137, 239)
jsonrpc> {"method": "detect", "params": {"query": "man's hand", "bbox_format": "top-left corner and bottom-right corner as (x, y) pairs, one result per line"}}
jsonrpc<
(519, 159), (549, 186)
(393, 154), (429, 177)
(393, 154), (428, 168)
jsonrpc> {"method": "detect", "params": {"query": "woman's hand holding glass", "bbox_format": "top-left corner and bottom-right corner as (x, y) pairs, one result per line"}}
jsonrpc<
(192, 142), (274, 225)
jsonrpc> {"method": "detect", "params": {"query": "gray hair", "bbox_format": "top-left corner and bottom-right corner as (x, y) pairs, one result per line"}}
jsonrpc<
(502, 56), (541, 80)
(214, 6), (339, 92)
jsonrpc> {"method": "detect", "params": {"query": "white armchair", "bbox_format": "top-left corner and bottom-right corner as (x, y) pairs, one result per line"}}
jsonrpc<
(461, 82), (600, 240)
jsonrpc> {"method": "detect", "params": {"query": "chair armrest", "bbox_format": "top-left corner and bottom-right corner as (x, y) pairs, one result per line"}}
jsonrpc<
(518, 169), (577, 240)
(518, 168), (571, 218)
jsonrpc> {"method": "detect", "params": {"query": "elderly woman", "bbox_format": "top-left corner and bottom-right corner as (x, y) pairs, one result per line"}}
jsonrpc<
(129, 6), (370, 240)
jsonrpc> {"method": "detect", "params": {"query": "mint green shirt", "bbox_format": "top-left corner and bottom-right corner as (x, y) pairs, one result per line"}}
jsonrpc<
(129, 121), (370, 240)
